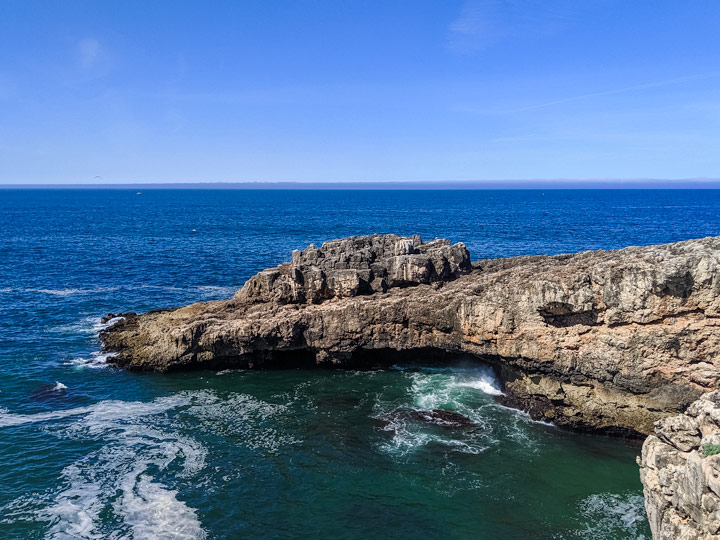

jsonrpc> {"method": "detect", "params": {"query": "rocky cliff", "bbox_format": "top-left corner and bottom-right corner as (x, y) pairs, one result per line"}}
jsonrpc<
(101, 234), (720, 437)
(640, 392), (720, 539)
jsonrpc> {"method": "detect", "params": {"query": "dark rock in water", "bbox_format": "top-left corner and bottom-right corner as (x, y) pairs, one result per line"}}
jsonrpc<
(373, 417), (393, 430)
(410, 409), (476, 427)
(30, 382), (67, 403)
(100, 312), (136, 324)
(375, 408), (477, 430)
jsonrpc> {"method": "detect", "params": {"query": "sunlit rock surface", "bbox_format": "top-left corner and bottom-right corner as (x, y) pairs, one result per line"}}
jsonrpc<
(640, 392), (720, 539)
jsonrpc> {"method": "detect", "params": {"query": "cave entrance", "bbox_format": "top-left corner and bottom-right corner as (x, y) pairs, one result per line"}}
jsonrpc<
(347, 346), (503, 376)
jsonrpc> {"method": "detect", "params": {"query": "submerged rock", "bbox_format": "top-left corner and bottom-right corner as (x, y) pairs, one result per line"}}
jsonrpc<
(101, 234), (720, 437)
(375, 408), (477, 430)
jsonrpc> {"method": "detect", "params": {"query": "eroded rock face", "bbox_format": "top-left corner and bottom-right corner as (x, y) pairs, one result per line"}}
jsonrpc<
(101, 234), (720, 436)
(235, 234), (471, 304)
(640, 392), (720, 540)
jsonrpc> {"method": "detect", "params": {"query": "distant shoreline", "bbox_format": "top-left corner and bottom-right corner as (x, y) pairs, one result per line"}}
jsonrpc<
(3, 180), (720, 190)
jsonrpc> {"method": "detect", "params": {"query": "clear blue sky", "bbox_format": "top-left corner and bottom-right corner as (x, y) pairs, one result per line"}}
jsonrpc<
(1, 0), (719, 184)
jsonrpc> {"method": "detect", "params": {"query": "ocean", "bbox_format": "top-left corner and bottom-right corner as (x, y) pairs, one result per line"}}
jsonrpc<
(3, 188), (720, 539)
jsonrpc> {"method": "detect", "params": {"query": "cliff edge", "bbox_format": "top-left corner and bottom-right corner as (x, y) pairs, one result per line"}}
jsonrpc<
(640, 392), (720, 539)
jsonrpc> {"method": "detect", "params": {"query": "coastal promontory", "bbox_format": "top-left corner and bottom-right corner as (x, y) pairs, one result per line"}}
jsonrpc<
(101, 234), (720, 438)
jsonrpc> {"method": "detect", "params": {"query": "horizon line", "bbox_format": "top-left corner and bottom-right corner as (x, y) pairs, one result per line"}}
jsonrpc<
(3, 179), (720, 190)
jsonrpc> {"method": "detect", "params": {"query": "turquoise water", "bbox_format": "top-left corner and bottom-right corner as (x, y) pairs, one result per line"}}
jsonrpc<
(4, 188), (720, 539)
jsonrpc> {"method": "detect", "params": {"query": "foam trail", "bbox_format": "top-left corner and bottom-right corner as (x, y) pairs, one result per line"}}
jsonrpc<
(0, 395), (188, 428)
(1, 391), (297, 537)
(0, 405), (97, 428)
(120, 473), (206, 540)
(42, 464), (104, 540)
(26, 287), (121, 297)
(4, 393), (209, 539)
(53, 382), (67, 391)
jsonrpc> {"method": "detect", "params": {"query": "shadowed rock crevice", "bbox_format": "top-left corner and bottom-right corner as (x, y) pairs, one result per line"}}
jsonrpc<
(537, 302), (603, 327)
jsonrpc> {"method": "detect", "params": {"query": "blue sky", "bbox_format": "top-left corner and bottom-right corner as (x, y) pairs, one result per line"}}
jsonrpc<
(1, 0), (719, 184)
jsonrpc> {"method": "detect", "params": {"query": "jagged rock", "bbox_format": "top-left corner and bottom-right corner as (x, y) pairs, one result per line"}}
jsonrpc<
(640, 392), (720, 540)
(656, 415), (702, 452)
(101, 234), (720, 436)
(234, 234), (471, 304)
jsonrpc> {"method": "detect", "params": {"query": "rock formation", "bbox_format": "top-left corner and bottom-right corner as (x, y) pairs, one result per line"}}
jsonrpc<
(640, 392), (720, 539)
(101, 234), (720, 438)
(236, 234), (471, 305)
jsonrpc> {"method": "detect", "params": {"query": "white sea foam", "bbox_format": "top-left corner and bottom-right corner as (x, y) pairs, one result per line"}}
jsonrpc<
(0, 390), (304, 537)
(48, 315), (122, 342)
(4, 284), (239, 299)
(2, 392), (209, 539)
(27, 287), (120, 297)
(576, 492), (649, 539)
(194, 285), (237, 298)
(42, 464), (104, 540)
(53, 381), (67, 391)
(0, 404), (97, 428)
(374, 368), (503, 456)
(94, 316), (125, 331)
(65, 351), (117, 369)
(215, 368), (244, 376)
(450, 366), (504, 396)
(119, 474), (206, 540)
(188, 392), (300, 454)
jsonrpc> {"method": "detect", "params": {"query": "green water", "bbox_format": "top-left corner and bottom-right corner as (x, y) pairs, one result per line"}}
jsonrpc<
(0, 366), (649, 539)
(0, 188), (676, 539)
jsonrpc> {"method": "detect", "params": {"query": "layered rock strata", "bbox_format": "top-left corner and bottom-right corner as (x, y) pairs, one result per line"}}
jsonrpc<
(236, 234), (471, 304)
(640, 392), (720, 539)
(101, 234), (720, 437)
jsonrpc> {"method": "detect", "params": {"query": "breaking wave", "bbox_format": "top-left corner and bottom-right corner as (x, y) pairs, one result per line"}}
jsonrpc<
(373, 366), (504, 457)
(65, 351), (117, 369)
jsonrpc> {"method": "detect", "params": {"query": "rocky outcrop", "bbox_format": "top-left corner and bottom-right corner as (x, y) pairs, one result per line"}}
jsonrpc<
(236, 234), (471, 304)
(101, 234), (720, 437)
(640, 392), (720, 539)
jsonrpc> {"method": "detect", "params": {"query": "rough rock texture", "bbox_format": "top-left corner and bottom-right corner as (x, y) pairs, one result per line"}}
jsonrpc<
(236, 234), (471, 304)
(101, 234), (720, 436)
(640, 392), (720, 539)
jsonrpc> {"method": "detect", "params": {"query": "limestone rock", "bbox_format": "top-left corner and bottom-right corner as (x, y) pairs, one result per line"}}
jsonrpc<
(640, 392), (720, 540)
(101, 234), (720, 436)
(235, 234), (471, 305)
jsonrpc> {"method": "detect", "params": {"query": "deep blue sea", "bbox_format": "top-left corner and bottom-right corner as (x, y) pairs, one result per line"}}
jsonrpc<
(2, 189), (720, 539)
